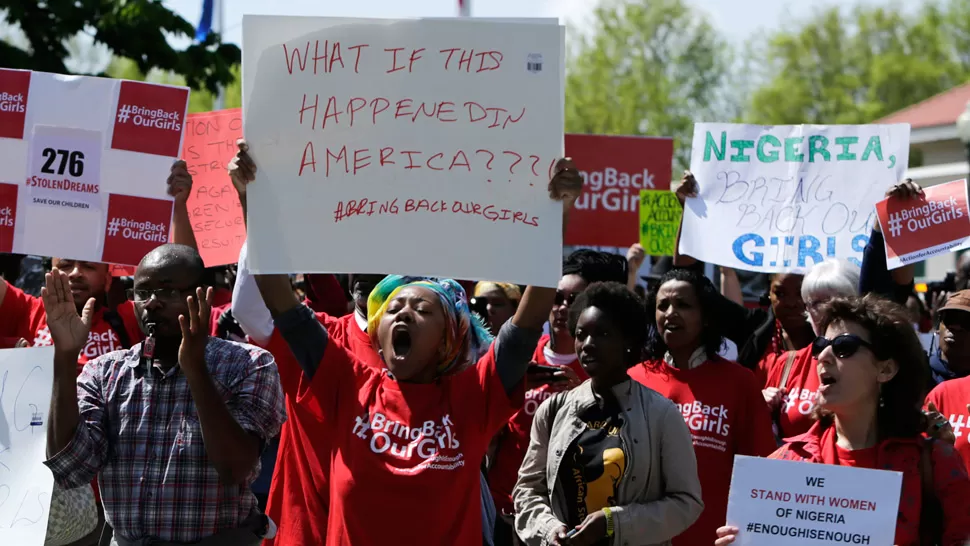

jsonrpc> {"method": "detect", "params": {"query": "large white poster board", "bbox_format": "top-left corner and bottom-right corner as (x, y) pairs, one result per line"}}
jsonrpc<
(726, 455), (901, 546)
(242, 16), (565, 286)
(0, 70), (186, 265)
(680, 123), (910, 273)
(0, 346), (55, 545)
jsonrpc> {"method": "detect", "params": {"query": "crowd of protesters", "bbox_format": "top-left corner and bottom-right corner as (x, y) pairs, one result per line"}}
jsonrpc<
(2, 144), (969, 546)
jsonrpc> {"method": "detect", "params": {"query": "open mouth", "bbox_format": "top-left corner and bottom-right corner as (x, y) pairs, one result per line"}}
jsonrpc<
(391, 325), (412, 358)
(819, 371), (837, 390)
(663, 323), (682, 332)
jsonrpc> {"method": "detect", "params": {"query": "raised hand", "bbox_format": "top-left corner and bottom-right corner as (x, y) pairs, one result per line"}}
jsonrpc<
(167, 160), (193, 206)
(41, 269), (94, 356)
(178, 287), (213, 374)
(676, 170), (699, 206)
(549, 157), (583, 210)
(227, 139), (257, 200)
(627, 243), (646, 272)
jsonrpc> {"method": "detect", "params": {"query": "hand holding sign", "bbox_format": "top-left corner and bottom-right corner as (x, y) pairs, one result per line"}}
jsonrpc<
(550, 158), (583, 210)
(167, 160), (193, 206)
(676, 170), (699, 206)
(227, 139), (256, 207)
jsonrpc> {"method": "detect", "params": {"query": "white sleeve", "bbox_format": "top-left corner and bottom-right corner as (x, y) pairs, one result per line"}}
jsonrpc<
(231, 240), (274, 346)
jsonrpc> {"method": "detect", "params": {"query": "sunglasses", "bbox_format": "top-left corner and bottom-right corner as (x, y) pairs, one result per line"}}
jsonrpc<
(554, 290), (578, 307)
(811, 334), (877, 359)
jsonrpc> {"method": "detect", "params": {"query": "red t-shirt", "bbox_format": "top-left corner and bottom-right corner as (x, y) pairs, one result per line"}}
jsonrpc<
(262, 312), (383, 546)
(0, 281), (141, 372)
(629, 356), (776, 546)
(925, 377), (970, 471)
(758, 345), (820, 438)
(487, 335), (587, 514)
(296, 333), (522, 546)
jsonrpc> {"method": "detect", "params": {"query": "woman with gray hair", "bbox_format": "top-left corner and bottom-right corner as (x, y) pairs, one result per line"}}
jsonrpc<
(760, 258), (860, 441)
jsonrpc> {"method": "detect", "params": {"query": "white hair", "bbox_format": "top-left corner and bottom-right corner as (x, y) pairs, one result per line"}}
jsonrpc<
(801, 259), (860, 303)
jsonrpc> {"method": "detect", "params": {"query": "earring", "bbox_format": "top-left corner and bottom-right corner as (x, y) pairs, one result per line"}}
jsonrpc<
(879, 394), (885, 408)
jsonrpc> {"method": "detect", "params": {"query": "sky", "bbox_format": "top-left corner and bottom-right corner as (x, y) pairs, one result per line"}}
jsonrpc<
(163, 0), (893, 46)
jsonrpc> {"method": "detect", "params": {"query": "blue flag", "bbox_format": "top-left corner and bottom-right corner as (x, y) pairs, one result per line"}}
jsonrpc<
(195, 0), (214, 42)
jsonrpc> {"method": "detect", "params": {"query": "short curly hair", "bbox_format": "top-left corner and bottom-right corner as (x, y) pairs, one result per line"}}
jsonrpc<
(568, 281), (649, 367)
(814, 294), (929, 439)
(645, 268), (726, 360)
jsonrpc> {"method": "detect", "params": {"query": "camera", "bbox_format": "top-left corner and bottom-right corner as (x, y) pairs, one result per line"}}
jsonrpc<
(926, 272), (957, 295)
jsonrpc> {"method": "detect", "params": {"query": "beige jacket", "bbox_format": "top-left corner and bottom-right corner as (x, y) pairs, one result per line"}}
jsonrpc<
(513, 380), (703, 546)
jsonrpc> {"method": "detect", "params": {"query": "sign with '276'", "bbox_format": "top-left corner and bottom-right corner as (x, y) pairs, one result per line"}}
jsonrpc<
(0, 69), (188, 265)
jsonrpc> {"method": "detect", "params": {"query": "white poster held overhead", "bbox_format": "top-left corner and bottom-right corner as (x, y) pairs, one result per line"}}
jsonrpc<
(725, 455), (901, 546)
(680, 123), (910, 273)
(0, 69), (187, 265)
(0, 346), (55, 545)
(242, 16), (565, 286)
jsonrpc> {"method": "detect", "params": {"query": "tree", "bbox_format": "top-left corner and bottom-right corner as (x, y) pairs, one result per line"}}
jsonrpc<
(745, 0), (970, 125)
(0, 1), (238, 93)
(564, 0), (734, 170)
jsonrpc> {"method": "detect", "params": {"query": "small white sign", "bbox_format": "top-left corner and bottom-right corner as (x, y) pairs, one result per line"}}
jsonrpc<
(0, 346), (56, 546)
(27, 126), (103, 210)
(726, 455), (901, 546)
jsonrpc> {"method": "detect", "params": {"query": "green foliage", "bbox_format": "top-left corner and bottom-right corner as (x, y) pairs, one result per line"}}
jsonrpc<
(745, 0), (970, 124)
(564, 0), (733, 170)
(0, 0), (239, 93)
(106, 57), (242, 113)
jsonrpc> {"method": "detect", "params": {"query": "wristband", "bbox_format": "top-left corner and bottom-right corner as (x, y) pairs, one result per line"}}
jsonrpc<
(603, 507), (614, 538)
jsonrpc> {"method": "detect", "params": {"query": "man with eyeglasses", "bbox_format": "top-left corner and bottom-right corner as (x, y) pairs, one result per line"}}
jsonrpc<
(0, 161), (199, 368)
(42, 243), (286, 546)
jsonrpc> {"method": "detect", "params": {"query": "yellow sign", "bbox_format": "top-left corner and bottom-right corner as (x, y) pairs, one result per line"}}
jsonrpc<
(639, 190), (681, 256)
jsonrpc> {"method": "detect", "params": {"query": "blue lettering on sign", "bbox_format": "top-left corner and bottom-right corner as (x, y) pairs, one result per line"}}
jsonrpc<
(733, 233), (869, 268)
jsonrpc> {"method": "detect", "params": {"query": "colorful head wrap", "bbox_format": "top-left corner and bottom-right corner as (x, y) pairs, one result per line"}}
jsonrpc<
(367, 275), (493, 374)
(474, 281), (522, 302)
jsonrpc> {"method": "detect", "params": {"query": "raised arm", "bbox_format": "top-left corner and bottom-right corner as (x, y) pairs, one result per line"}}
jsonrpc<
(42, 270), (111, 487)
(495, 160), (582, 395)
(673, 171), (699, 267)
(720, 266), (744, 306)
(228, 140), (327, 378)
(168, 160), (199, 250)
(859, 179), (919, 304)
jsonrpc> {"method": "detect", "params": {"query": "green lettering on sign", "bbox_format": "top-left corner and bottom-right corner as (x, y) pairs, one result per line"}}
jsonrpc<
(756, 135), (781, 163)
(785, 137), (804, 162)
(835, 136), (858, 160)
(704, 131), (726, 161)
(730, 140), (754, 162)
(861, 136), (883, 161)
(639, 190), (682, 257)
(808, 135), (830, 163)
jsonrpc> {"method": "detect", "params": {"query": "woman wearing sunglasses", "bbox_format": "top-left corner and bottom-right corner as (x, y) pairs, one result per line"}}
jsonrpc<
(715, 295), (970, 546)
(488, 251), (627, 546)
(629, 268), (776, 546)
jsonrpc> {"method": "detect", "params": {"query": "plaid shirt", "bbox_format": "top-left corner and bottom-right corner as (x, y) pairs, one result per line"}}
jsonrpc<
(45, 337), (286, 543)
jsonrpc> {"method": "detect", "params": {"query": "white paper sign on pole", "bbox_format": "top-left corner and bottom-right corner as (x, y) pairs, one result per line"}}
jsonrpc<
(242, 16), (565, 287)
(680, 123), (910, 274)
(0, 69), (188, 265)
(726, 455), (901, 546)
(0, 346), (56, 545)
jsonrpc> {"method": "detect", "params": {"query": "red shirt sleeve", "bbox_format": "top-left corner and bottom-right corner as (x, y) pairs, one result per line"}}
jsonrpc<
(736, 367), (778, 457)
(756, 351), (779, 389)
(930, 440), (970, 545)
(0, 280), (46, 341)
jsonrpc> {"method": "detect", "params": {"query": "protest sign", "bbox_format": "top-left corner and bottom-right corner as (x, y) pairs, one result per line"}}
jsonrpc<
(182, 108), (246, 267)
(0, 346), (55, 545)
(680, 123), (910, 273)
(242, 16), (564, 286)
(564, 134), (674, 247)
(638, 190), (680, 256)
(726, 455), (901, 546)
(876, 179), (970, 269)
(0, 69), (186, 265)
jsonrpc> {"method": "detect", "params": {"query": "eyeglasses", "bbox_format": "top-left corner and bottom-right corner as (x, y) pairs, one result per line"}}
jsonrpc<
(554, 291), (578, 307)
(811, 334), (876, 359)
(126, 288), (183, 303)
